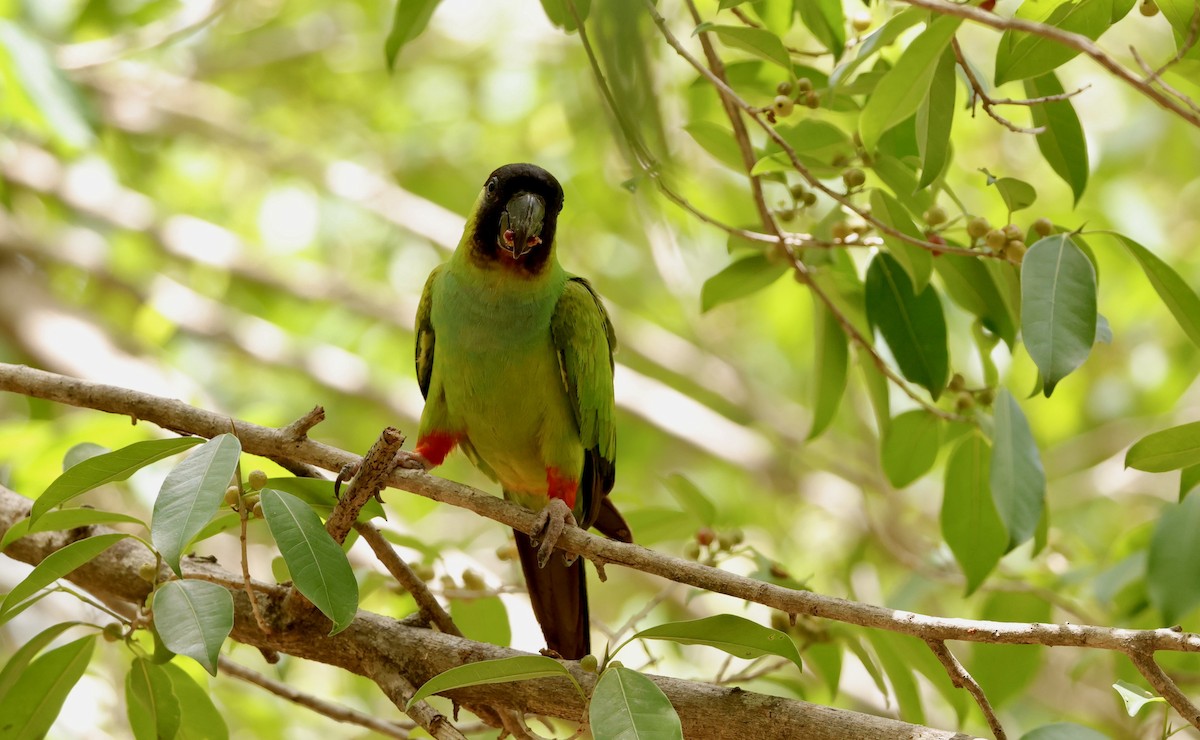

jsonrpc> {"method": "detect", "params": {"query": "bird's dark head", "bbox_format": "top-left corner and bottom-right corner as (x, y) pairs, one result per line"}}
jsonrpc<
(466, 163), (564, 275)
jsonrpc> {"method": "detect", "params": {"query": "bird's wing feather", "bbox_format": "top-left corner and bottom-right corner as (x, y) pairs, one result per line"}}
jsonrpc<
(414, 264), (443, 399)
(551, 277), (616, 530)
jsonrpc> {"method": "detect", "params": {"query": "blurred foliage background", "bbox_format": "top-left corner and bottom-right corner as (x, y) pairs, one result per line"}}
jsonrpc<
(1, 0), (1199, 736)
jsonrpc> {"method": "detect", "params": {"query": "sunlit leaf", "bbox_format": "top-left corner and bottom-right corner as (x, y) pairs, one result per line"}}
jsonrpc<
(0, 635), (95, 740)
(796, 0), (846, 60)
(808, 299), (848, 440)
(916, 47), (956, 188)
(684, 121), (744, 171)
(1182, 465), (1200, 501)
(261, 488), (358, 634)
(711, 25), (791, 70)
(1113, 680), (1166, 716)
(829, 9), (924, 89)
(539, 0), (590, 32)
(700, 253), (787, 313)
(126, 657), (181, 740)
(881, 410), (941, 488)
(942, 433), (1006, 594)
(1020, 235), (1097, 396)
(1026, 73), (1088, 204)
(990, 389), (1045, 551)
(589, 667), (683, 740)
(866, 631), (924, 723)
(62, 442), (109, 472)
(407, 656), (579, 708)
(1116, 235), (1200, 349)
(865, 252), (949, 399)
(869, 189), (931, 291)
(630, 614), (802, 670)
(0, 21), (94, 150)
(995, 0), (1113, 84)
(1126, 421), (1200, 472)
(152, 434), (241, 575)
(0, 622), (83, 705)
(991, 177), (1037, 213)
(663, 474), (717, 527)
(0, 533), (129, 623)
(970, 592), (1051, 708)
(1147, 490), (1200, 623)
(161, 662), (229, 740)
(450, 596), (511, 647)
(265, 477), (386, 521)
(385, 0), (443, 70)
(1, 507), (144, 550)
(153, 579), (234, 675)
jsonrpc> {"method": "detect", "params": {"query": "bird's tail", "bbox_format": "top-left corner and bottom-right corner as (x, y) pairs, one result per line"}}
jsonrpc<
(514, 529), (589, 660)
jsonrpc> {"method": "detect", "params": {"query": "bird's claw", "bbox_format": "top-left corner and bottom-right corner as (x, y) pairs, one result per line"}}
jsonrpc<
(530, 497), (577, 569)
(395, 450), (433, 471)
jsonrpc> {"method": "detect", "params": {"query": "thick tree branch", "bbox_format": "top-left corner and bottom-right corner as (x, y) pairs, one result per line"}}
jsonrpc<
(1127, 649), (1200, 730)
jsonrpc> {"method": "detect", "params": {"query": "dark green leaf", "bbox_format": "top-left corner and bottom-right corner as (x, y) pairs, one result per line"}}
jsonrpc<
(1025, 73), (1088, 203)
(126, 657), (181, 740)
(869, 189), (931, 290)
(153, 579), (234, 675)
(795, 0), (846, 59)
(936, 253), (1018, 346)
(700, 253), (787, 312)
(808, 299), (848, 440)
(865, 632), (924, 723)
(942, 433), (1006, 594)
(265, 477), (386, 521)
(991, 177), (1037, 213)
(1019, 724), (1110, 740)
(970, 591), (1051, 708)
(589, 667), (683, 740)
(385, 0), (442, 70)
(539, 0), (590, 31)
(711, 25), (791, 70)
(1, 533), (129, 623)
(161, 662), (229, 740)
(1147, 490), (1200, 622)
(684, 121), (744, 171)
(1182, 465), (1200, 501)
(865, 252), (949, 399)
(995, 0), (1113, 84)
(916, 47), (956, 188)
(31, 436), (204, 526)
(990, 389), (1045, 550)
(1116, 235), (1200, 349)
(829, 9), (924, 89)
(859, 15), (962, 150)
(1113, 680), (1166, 716)
(871, 153), (935, 216)
(152, 434), (241, 576)
(1020, 235), (1097, 396)
(630, 614), (802, 670)
(1, 507), (144, 549)
(261, 488), (358, 634)
(0, 622), (83, 705)
(663, 474), (717, 527)
(450, 596), (511, 647)
(1126, 421), (1200, 472)
(0, 635), (95, 740)
(881, 410), (941, 488)
(858, 347), (892, 436)
(407, 656), (579, 708)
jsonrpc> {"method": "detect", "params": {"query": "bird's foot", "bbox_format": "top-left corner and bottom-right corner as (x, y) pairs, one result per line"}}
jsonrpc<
(333, 462), (360, 498)
(394, 450), (433, 471)
(530, 497), (577, 569)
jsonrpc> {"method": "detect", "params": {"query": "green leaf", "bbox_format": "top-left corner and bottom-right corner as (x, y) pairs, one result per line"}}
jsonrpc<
(153, 580), (234, 675)
(450, 596), (511, 647)
(1025, 73), (1088, 204)
(152, 434), (241, 576)
(991, 177), (1037, 213)
(0, 635), (95, 740)
(995, 0), (1113, 84)
(265, 477), (386, 521)
(869, 189), (932, 291)
(865, 252), (949, 399)
(881, 410), (941, 488)
(990, 389), (1046, 551)
(936, 253), (1018, 346)
(1112, 680), (1166, 717)
(1020, 235), (1097, 396)
(795, 0), (846, 60)
(407, 656), (579, 708)
(858, 15), (962, 150)
(942, 433), (1007, 594)
(711, 25), (792, 70)
(970, 592), (1051, 708)
(0, 622), (83, 705)
(589, 667), (683, 740)
(1182, 465), (1200, 501)
(700, 253), (787, 313)
(0, 21), (94, 150)
(539, 0), (590, 31)
(126, 657), (181, 740)
(808, 299), (848, 440)
(1019, 724), (1110, 740)
(865, 632), (924, 723)
(1158, 0), (1200, 45)
(384, 0), (442, 70)
(31, 436), (204, 526)
(160, 663), (229, 740)
(769, 119), (852, 156)
(684, 121), (744, 171)
(0, 533), (129, 623)
(261, 488), (359, 634)
(1116, 235), (1200, 349)
(916, 47), (956, 188)
(1126, 421), (1200, 472)
(629, 614), (802, 671)
(1, 507), (144, 549)
(663, 474), (717, 527)
(62, 442), (109, 471)
(1147, 489), (1200, 622)
(829, 9), (924, 89)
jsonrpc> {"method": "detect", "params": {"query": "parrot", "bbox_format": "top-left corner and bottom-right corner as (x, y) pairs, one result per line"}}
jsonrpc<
(405, 163), (631, 660)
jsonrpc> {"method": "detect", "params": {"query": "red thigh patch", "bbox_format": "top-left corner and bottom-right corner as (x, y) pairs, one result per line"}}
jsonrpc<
(546, 467), (578, 509)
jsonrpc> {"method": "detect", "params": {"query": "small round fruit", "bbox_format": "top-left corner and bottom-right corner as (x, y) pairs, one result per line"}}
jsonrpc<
(102, 623), (124, 642)
(967, 216), (991, 240)
(923, 205), (947, 226)
(224, 485), (240, 506)
(796, 77), (813, 92)
(1140, 0), (1159, 16)
(776, 80), (794, 96)
(580, 654), (599, 673)
(413, 563), (436, 581)
(248, 469), (268, 491)
(251, 502), (263, 519)
(461, 570), (486, 590)
(955, 394), (976, 412)
(242, 493), (260, 510)
(948, 373), (966, 392)
(696, 526), (716, 547)
(803, 192), (817, 206)
(772, 95), (795, 118)
(852, 11), (872, 31)
(985, 229), (1007, 250)
(1006, 241), (1028, 263)
(842, 168), (866, 189)
(804, 91), (820, 109)
(1002, 223), (1023, 241)
(1033, 217), (1054, 237)
(609, 661), (625, 670)
(790, 183), (808, 200)
(717, 532), (735, 551)
(728, 528), (745, 545)
(138, 562), (159, 583)
(683, 540), (702, 560)
(831, 221), (852, 240)
(926, 232), (947, 247)
(439, 575), (457, 591)
(777, 208), (795, 223)
(976, 388), (997, 406)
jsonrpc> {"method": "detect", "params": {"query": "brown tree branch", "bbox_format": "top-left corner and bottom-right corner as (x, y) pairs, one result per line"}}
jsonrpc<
(354, 521), (463, 638)
(1127, 649), (1200, 731)
(925, 640), (1006, 739)
(953, 39), (1046, 135)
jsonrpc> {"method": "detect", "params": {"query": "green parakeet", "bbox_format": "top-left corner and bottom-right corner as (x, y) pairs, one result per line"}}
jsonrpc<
(409, 163), (631, 659)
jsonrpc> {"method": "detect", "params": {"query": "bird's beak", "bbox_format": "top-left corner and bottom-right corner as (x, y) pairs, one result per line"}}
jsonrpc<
(499, 192), (546, 259)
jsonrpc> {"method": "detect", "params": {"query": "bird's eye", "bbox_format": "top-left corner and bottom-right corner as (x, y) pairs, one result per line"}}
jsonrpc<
(486, 178), (497, 195)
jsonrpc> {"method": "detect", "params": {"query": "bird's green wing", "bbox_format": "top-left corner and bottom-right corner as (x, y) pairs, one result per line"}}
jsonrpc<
(414, 264), (443, 399)
(551, 277), (617, 530)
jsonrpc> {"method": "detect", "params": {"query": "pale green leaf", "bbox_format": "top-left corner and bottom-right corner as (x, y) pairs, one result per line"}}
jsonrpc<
(869, 189), (932, 291)
(1, 533), (129, 623)
(0, 635), (95, 740)
(450, 596), (511, 647)
(1147, 489), (1200, 622)
(153, 579), (234, 675)
(995, 0), (1113, 84)
(990, 389), (1046, 550)
(152, 434), (241, 576)
(385, 0), (443, 70)
(916, 47), (956, 188)
(809, 299), (848, 440)
(1, 507), (144, 549)
(942, 434), (1006, 594)
(161, 663), (229, 740)
(0, 622), (83, 705)
(1112, 680), (1166, 717)
(1116, 235), (1200, 349)
(1020, 235), (1097, 396)
(1026, 73), (1088, 204)
(796, 0), (846, 59)
(589, 667), (683, 740)
(684, 121), (744, 171)
(711, 25), (791, 70)
(407, 656), (580, 708)
(663, 474), (717, 527)
(126, 657), (181, 740)
(629, 614), (802, 671)
(1126, 421), (1200, 472)
(700, 253), (787, 313)
(881, 410), (941, 488)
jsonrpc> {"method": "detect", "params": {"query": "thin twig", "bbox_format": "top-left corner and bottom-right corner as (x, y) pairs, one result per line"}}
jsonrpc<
(368, 660), (469, 740)
(925, 640), (1006, 739)
(282, 405), (325, 441)
(728, 7), (828, 57)
(1127, 650), (1200, 731)
(953, 39), (1045, 135)
(218, 657), (413, 738)
(353, 521), (464, 638)
(239, 492), (271, 634)
(1131, 46), (1200, 118)
(325, 427), (404, 545)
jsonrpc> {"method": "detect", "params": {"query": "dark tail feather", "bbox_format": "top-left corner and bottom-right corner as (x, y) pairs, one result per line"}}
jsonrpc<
(514, 529), (589, 659)
(593, 497), (633, 543)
